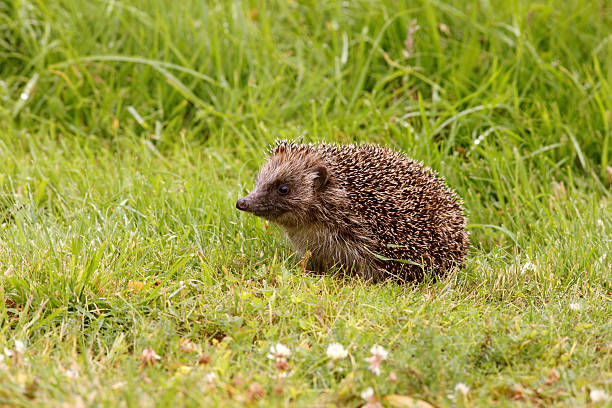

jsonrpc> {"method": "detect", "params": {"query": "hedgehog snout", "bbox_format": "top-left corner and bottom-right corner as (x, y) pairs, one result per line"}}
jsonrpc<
(236, 197), (249, 211)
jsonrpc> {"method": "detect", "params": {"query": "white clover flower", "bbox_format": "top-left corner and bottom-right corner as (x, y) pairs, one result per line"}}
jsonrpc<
(568, 302), (581, 311)
(204, 372), (216, 385)
(111, 381), (127, 389)
(266, 343), (291, 360)
(277, 371), (290, 379)
(369, 345), (388, 360)
(14, 340), (25, 354)
(360, 387), (374, 401)
(590, 389), (609, 402)
(140, 348), (161, 366)
(365, 356), (382, 375)
(365, 345), (389, 375)
(65, 365), (79, 379)
(4, 348), (13, 358)
(326, 343), (348, 360)
(455, 382), (470, 396)
(521, 262), (536, 274)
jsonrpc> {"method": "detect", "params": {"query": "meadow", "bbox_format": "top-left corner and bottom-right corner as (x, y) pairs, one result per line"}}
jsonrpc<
(0, 0), (610, 406)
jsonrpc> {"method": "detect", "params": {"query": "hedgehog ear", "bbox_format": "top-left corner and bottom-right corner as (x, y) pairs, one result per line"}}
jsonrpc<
(313, 165), (329, 189)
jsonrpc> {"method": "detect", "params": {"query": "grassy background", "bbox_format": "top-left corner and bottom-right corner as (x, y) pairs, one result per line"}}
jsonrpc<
(0, 0), (610, 406)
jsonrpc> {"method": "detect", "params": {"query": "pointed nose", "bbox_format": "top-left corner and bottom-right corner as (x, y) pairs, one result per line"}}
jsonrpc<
(236, 197), (248, 211)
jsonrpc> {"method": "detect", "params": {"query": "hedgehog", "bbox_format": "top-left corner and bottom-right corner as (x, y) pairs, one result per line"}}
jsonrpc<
(236, 141), (469, 282)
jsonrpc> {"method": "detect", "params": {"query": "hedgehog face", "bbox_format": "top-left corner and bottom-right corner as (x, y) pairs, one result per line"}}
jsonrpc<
(236, 153), (329, 227)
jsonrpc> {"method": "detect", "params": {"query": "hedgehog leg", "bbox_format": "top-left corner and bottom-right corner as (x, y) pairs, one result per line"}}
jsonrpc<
(308, 257), (329, 273)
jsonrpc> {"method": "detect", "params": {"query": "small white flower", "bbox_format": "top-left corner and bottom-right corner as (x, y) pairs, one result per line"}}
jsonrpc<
(568, 302), (581, 311)
(14, 340), (25, 354)
(140, 348), (161, 366)
(455, 382), (470, 396)
(4, 348), (13, 358)
(111, 381), (127, 389)
(369, 345), (388, 360)
(365, 345), (389, 376)
(326, 343), (348, 360)
(204, 372), (216, 385)
(361, 387), (374, 401)
(365, 357), (382, 375)
(65, 365), (79, 379)
(590, 389), (609, 402)
(266, 343), (291, 360)
(277, 371), (290, 379)
(521, 262), (536, 274)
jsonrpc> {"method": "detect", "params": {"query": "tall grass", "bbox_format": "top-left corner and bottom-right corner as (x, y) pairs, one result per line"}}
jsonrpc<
(0, 0), (610, 406)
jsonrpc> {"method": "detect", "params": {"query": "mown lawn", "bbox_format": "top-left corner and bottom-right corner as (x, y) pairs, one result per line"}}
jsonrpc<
(0, 0), (610, 406)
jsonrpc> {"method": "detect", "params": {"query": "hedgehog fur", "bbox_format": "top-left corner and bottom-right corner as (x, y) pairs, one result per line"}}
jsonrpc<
(236, 140), (469, 282)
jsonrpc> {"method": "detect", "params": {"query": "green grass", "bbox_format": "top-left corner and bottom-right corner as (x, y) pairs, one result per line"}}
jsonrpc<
(0, 0), (611, 406)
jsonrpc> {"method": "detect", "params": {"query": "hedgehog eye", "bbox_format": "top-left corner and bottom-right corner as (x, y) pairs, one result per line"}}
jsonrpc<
(278, 185), (290, 195)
